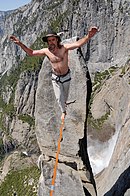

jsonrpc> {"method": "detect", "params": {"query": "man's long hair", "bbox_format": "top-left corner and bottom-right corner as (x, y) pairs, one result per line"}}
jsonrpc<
(57, 38), (63, 49)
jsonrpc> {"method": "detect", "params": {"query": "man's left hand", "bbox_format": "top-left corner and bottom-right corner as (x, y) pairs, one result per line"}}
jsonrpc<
(88, 26), (99, 38)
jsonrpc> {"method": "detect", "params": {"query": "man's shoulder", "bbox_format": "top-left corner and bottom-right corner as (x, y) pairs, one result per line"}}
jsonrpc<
(60, 44), (68, 52)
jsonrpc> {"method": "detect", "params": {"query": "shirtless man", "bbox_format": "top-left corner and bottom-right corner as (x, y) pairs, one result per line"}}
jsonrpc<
(10, 27), (98, 120)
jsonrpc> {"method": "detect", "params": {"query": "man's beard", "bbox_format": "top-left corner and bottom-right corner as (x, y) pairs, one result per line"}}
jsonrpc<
(49, 44), (56, 51)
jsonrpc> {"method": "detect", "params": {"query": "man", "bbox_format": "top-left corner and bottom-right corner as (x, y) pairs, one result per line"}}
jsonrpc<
(10, 27), (98, 120)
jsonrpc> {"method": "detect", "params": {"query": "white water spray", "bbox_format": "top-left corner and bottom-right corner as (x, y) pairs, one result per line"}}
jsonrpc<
(88, 131), (119, 175)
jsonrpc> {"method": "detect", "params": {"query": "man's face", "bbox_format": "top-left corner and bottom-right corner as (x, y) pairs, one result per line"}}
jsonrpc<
(47, 36), (58, 50)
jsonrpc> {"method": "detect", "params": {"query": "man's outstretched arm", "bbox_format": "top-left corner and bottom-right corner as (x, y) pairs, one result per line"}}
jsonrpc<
(64, 26), (99, 50)
(9, 35), (46, 56)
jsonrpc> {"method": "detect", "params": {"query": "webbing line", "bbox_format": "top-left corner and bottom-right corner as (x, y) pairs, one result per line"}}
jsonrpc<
(50, 119), (64, 196)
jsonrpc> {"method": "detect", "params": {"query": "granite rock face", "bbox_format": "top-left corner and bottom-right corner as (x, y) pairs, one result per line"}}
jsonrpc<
(0, 0), (129, 74)
(0, 0), (130, 195)
(90, 65), (130, 195)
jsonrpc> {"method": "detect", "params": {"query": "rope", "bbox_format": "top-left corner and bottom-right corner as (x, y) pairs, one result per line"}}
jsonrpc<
(50, 119), (64, 196)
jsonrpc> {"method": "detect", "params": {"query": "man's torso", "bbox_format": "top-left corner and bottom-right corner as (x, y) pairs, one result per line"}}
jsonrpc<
(45, 45), (69, 75)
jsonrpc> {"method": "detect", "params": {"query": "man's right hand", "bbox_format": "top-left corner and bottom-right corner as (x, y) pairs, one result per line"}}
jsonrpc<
(9, 35), (20, 44)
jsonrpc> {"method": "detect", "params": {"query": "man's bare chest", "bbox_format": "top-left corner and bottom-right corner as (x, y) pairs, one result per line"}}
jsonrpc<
(47, 48), (67, 63)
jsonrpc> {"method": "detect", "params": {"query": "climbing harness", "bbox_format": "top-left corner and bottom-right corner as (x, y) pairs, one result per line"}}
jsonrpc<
(51, 69), (71, 83)
(50, 119), (64, 196)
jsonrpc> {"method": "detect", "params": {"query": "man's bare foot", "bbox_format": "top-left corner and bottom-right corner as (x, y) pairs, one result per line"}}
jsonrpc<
(61, 112), (66, 121)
